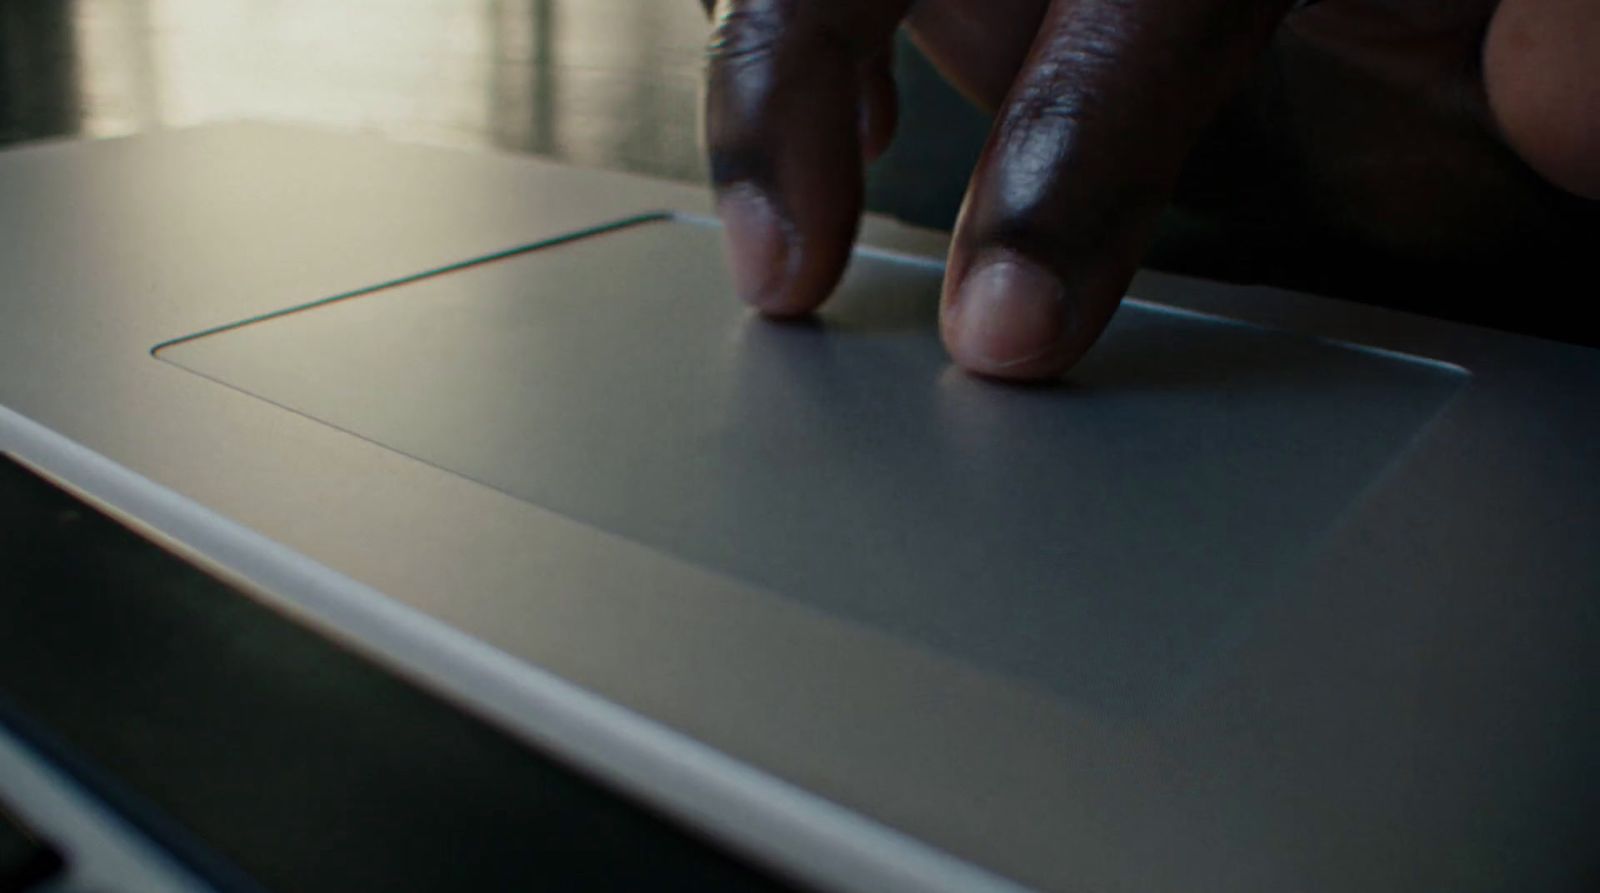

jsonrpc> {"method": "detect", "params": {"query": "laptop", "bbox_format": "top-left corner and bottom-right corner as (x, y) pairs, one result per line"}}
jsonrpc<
(1, 123), (1595, 892)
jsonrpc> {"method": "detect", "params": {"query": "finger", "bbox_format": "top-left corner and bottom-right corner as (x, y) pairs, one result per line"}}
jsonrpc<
(701, 2), (897, 162)
(704, 1), (909, 317)
(1485, 0), (1600, 199)
(942, 0), (1295, 380)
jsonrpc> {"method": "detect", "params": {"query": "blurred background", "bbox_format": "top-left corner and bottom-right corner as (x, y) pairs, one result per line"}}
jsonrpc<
(2, 0), (1594, 344)
(0, 0), (989, 226)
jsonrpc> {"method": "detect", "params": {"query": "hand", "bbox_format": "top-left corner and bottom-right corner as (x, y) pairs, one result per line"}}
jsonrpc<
(700, 0), (1599, 381)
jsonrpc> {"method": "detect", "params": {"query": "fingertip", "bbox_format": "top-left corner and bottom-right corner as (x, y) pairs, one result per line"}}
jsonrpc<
(718, 186), (798, 313)
(1485, 0), (1600, 199)
(941, 252), (1081, 381)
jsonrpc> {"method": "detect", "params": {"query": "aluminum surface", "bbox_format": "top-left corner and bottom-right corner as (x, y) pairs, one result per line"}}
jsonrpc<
(1, 125), (1595, 892)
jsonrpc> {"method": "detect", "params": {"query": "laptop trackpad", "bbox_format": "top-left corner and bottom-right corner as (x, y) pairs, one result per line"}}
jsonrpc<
(157, 217), (1465, 711)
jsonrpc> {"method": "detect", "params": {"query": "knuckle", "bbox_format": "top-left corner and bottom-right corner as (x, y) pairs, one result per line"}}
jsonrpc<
(706, 1), (795, 69)
(704, 1), (795, 154)
(990, 77), (1099, 201)
(706, 1), (880, 71)
(998, 49), (1120, 136)
(1001, 75), (1095, 139)
(993, 5), (1141, 138)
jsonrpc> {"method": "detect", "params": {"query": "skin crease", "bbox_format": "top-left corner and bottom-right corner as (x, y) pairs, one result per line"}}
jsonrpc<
(702, 0), (1599, 381)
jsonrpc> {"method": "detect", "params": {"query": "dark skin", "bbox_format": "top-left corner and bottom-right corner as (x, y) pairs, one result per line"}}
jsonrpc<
(700, 0), (1600, 381)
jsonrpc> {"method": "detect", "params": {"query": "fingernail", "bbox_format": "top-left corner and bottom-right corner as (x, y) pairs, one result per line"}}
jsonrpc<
(718, 187), (791, 311)
(946, 256), (1069, 372)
